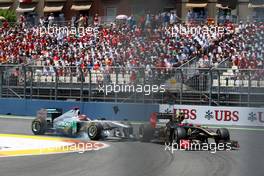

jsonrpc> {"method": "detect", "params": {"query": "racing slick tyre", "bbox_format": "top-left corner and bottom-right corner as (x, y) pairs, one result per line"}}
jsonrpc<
(216, 128), (230, 145)
(31, 118), (47, 135)
(216, 128), (230, 141)
(173, 127), (187, 144)
(139, 124), (155, 142)
(87, 123), (103, 140)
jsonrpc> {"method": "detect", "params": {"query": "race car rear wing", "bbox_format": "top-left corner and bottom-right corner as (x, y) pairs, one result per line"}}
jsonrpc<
(149, 112), (176, 128)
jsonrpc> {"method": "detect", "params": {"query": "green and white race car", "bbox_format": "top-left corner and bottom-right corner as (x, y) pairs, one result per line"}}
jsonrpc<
(31, 108), (133, 140)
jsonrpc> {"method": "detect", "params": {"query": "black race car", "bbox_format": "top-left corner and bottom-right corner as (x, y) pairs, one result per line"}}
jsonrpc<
(139, 112), (239, 150)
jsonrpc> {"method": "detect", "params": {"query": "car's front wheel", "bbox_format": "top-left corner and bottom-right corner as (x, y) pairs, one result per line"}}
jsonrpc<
(215, 128), (230, 145)
(87, 123), (103, 140)
(216, 128), (230, 140)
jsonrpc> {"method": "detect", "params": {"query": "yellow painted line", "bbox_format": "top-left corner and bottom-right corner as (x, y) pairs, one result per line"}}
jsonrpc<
(0, 133), (70, 141)
(0, 134), (108, 157)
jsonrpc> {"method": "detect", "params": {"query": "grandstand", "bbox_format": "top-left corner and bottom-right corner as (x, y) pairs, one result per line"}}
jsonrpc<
(0, 13), (263, 107)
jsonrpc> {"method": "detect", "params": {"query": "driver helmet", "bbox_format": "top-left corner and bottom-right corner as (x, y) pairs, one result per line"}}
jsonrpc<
(78, 114), (90, 121)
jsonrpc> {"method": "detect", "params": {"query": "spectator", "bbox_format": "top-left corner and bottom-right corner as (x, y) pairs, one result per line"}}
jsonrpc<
(0, 12), (262, 81)
(48, 13), (55, 26)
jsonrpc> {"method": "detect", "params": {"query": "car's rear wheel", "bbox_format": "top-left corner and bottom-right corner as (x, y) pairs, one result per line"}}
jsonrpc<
(173, 127), (187, 144)
(87, 124), (103, 140)
(32, 118), (47, 135)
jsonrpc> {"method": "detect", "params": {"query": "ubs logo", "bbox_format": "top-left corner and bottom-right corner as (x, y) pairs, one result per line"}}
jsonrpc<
(248, 112), (264, 123)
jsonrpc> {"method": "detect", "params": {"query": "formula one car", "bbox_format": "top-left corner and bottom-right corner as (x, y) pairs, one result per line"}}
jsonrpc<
(139, 112), (239, 149)
(31, 108), (133, 140)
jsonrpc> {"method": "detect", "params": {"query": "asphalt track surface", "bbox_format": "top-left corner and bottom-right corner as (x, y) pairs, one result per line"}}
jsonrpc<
(0, 118), (263, 176)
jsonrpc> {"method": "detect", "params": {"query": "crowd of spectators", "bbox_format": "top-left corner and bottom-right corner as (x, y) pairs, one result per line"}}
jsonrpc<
(0, 12), (263, 81)
(197, 21), (263, 70)
(0, 13), (210, 74)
